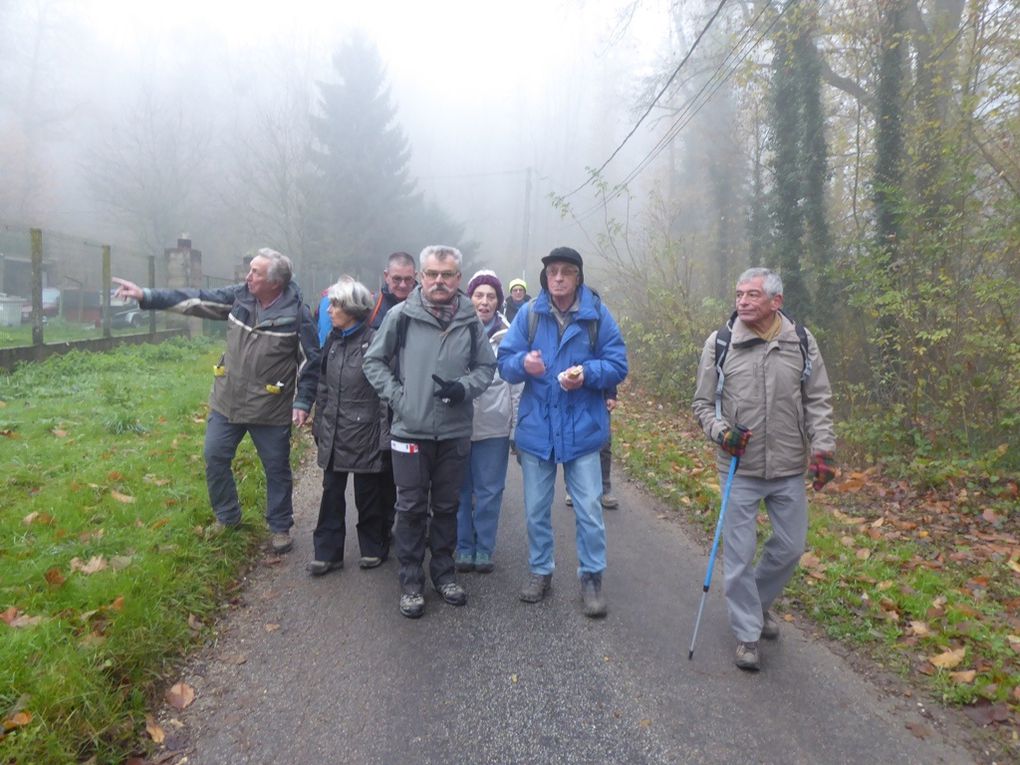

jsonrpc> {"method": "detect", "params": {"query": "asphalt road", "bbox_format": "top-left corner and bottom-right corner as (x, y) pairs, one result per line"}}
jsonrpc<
(166, 454), (976, 765)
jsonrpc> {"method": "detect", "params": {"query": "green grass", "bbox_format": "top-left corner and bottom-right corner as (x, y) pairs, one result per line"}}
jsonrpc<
(614, 390), (1019, 735)
(0, 338), (296, 763)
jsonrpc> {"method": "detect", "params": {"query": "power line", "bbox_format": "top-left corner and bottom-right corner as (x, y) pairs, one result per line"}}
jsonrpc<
(570, 0), (790, 221)
(560, 0), (731, 201)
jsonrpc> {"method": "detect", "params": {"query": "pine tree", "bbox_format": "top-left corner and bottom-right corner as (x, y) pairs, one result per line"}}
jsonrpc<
(306, 33), (421, 280)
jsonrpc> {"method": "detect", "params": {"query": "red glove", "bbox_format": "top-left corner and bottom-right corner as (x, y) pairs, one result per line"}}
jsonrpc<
(719, 426), (752, 457)
(808, 451), (836, 490)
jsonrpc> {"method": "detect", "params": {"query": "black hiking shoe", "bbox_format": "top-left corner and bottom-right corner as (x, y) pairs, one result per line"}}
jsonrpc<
(580, 572), (607, 618)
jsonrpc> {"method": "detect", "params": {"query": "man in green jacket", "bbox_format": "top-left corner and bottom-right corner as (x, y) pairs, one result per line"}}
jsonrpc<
(692, 267), (835, 671)
(113, 249), (320, 555)
(363, 245), (496, 618)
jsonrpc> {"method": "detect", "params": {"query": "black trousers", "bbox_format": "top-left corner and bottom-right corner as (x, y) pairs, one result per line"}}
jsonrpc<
(391, 436), (470, 594)
(313, 464), (391, 562)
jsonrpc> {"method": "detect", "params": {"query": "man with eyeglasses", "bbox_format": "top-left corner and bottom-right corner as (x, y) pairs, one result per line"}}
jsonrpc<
(364, 245), (496, 619)
(497, 246), (627, 618)
(369, 251), (417, 329)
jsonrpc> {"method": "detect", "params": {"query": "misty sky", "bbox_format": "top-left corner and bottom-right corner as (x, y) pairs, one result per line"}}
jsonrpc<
(82, 0), (669, 268)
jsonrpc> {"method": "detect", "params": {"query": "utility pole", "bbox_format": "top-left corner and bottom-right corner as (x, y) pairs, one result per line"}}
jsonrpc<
(521, 166), (533, 279)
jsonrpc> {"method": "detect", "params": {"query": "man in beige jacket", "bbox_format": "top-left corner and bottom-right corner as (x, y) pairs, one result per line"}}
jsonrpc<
(693, 268), (835, 671)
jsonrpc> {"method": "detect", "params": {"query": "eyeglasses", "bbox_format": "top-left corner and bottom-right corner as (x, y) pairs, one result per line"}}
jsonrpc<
(546, 266), (579, 278)
(388, 276), (416, 285)
(422, 270), (460, 281)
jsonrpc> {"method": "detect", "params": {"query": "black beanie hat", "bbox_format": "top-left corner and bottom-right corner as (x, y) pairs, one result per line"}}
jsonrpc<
(540, 246), (584, 290)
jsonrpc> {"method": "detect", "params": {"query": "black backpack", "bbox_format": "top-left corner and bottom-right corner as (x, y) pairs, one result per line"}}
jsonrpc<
(712, 309), (811, 420)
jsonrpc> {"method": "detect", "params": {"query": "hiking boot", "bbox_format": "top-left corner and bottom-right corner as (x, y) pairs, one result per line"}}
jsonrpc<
(358, 556), (384, 569)
(306, 559), (343, 577)
(204, 519), (239, 539)
(270, 531), (293, 554)
(474, 552), (494, 574)
(600, 494), (619, 510)
(580, 572), (607, 618)
(761, 610), (780, 640)
(455, 553), (475, 573)
(435, 581), (468, 607)
(564, 495), (573, 506)
(399, 592), (425, 619)
(519, 573), (552, 603)
(735, 641), (760, 671)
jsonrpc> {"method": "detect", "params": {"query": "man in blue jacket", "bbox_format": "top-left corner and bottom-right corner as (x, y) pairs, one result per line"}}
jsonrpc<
(497, 246), (627, 617)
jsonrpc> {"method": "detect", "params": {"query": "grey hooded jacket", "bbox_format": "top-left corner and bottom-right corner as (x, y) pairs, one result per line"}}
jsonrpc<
(363, 287), (496, 441)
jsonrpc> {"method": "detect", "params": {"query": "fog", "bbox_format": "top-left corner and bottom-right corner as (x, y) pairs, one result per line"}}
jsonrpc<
(0, 0), (691, 294)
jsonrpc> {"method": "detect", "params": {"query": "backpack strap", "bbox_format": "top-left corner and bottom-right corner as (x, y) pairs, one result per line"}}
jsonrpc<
(527, 293), (601, 353)
(394, 307), (481, 381)
(713, 311), (737, 420)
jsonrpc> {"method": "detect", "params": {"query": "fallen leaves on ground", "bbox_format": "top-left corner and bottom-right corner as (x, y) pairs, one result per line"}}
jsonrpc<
(2, 710), (32, 732)
(1, 607), (45, 628)
(145, 714), (165, 743)
(164, 682), (195, 710)
(930, 647), (967, 669)
(70, 556), (108, 575)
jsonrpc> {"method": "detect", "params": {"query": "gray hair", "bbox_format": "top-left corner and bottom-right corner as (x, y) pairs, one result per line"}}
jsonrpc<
(419, 245), (463, 270)
(256, 247), (293, 287)
(326, 275), (374, 320)
(737, 267), (783, 298)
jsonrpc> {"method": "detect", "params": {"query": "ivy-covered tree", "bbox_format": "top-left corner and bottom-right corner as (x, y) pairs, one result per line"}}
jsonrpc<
(766, 2), (830, 321)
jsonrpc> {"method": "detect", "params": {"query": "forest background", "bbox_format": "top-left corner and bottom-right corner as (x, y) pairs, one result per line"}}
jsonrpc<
(2, 0), (1017, 479)
(1, 0), (1019, 757)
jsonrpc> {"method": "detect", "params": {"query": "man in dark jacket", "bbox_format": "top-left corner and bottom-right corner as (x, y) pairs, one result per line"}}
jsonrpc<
(369, 251), (417, 329)
(497, 247), (628, 618)
(112, 248), (320, 555)
(364, 245), (496, 619)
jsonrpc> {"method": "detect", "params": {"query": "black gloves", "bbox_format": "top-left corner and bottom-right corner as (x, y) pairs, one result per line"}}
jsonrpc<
(431, 374), (466, 405)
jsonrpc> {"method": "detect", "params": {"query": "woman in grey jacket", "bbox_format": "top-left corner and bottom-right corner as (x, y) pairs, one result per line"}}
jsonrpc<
(308, 277), (390, 575)
(455, 271), (521, 573)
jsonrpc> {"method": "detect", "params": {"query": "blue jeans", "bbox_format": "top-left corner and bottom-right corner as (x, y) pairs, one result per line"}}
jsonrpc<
(203, 409), (293, 532)
(457, 436), (510, 559)
(519, 449), (605, 577)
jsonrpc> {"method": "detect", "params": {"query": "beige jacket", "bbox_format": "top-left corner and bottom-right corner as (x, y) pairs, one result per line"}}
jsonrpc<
(692, 313), (835, 479)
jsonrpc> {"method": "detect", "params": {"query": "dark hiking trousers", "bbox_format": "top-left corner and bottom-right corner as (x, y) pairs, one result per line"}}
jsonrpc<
(391, 436), (471, 594)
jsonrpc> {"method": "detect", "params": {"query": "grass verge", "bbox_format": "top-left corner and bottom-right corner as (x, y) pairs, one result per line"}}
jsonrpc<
(0, 337), (301, 763)
(613, 384), (1019, 757)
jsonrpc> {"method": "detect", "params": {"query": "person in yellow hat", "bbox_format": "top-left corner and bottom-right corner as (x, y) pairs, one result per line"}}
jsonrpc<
(503, 278), (531, 323)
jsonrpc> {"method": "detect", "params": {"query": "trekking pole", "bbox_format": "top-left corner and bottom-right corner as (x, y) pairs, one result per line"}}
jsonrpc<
(688, 434), (745, 661)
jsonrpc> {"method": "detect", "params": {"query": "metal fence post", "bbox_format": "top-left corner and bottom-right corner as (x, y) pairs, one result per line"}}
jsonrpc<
(102, 244), (111, 338)
(148, 254), (156, 335)
(30, 228), (43, 347)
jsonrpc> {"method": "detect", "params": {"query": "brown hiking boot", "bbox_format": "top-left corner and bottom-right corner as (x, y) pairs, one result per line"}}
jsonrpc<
(519, 573), (552, 603)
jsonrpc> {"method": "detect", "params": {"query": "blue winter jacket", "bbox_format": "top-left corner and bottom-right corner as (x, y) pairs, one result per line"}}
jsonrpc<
(497, 285), (627, 463)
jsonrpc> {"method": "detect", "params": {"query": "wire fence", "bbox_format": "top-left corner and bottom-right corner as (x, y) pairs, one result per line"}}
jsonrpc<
(0, 223), (235, 350)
